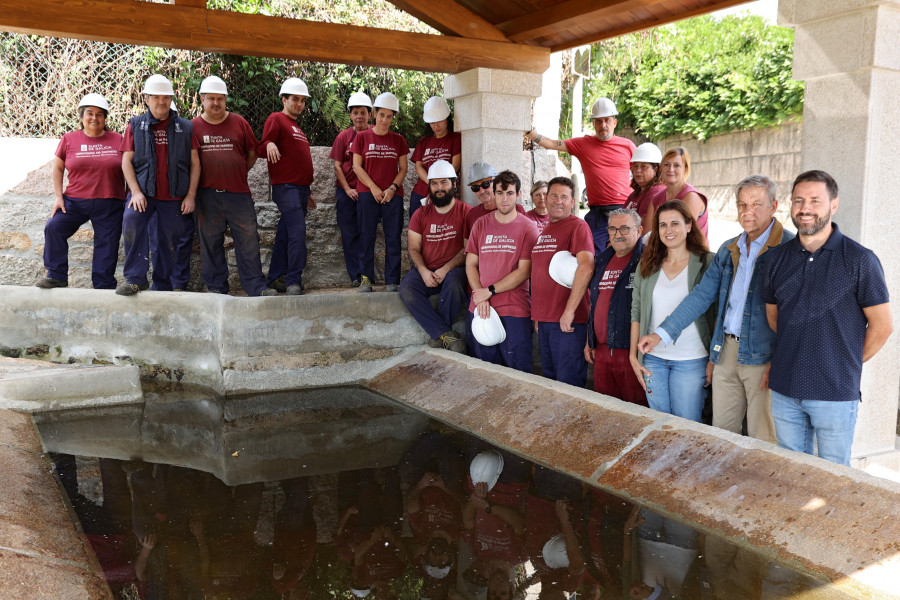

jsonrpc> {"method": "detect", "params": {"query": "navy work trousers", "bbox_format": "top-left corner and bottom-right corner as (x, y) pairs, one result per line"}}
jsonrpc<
(472, 313), (533, 373)
(267, 183), (310, 288)
(357, 191), (403, 285)
(122, 195), (190, 290)
(335, 187), (362, 283)
(399, 266), (467, 340)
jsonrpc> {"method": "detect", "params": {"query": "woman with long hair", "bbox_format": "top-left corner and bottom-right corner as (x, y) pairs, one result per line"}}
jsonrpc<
(648, 147), (709, 241)
(409, 96), (460, 221)
(629, 200), (715, 421)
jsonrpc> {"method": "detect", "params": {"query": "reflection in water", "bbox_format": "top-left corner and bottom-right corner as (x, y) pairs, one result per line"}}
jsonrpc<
(43, 392), (841, 600)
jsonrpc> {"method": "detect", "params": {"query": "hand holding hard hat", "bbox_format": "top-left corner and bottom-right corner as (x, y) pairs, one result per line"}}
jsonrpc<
(549, 250), (578, 288)
(471, 307), (506, 347)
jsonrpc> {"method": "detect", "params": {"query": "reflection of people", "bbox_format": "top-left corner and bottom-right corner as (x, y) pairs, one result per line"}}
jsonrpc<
(271, 477), (316, 597)
(630, 508), (699, 599)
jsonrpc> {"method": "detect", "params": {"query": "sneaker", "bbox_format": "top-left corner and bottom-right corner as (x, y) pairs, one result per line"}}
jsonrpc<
(36, 277), (67, 289)
(358, 275), (373, 293)
(286, 284), (303, 296)
(351, 278), (361, 288)
(270, 276), (287, 293)
(385, 284), (399, 292)
(261, 288), (278, 297)
(115, 282), (147, 296)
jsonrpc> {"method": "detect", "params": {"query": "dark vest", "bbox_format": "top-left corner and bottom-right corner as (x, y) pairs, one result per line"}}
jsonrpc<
(129, 109), (192, 199)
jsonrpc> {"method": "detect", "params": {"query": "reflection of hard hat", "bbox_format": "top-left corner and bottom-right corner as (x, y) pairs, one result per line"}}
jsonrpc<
(427, 159), (457, 180)
(142, 74), (174, 96)
(199, 75), (228, 95)
(549, 251), (578, 288)
(423, 96), (450, 123)
(472, 307), (506, 347)
(467, 161), (497, 183)
(542, 534), (570, 569)
(373, 92), (400, 112)
(78, 93), (109, 112)
(590, 97), (618, 118)
(347, 91), (373, 109)
(631, 142), (662, 164)
(279, 77), (309, 97)
(349, 588), (371, 598)
(425, 564), (452, 579)
(469, 450), (504, 492)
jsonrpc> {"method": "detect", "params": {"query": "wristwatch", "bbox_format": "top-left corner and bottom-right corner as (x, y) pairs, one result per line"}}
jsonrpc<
(488, 285), (496, 296)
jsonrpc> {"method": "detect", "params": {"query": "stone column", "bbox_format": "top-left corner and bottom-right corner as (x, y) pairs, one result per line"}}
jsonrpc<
(780, 0), (900, 464)
(444, 68), (543, 205)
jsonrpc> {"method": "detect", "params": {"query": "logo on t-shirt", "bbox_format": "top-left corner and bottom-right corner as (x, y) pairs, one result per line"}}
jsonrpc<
(369, 143), (375, 150)
(292, 126), (300, 133)
(203, 135), (211, 143)
(430, 224), (437, 233)
(80, 145), (88, 151)
(486, 235), (493, 243)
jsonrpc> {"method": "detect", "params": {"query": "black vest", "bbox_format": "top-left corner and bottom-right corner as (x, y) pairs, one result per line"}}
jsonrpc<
(129, 109), (192, 199)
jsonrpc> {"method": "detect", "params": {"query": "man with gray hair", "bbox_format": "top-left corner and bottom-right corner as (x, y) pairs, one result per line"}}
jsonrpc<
(637, 175), (794, 442)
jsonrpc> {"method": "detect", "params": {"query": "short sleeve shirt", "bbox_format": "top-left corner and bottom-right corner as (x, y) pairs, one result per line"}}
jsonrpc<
(258, 111), (313, 186)
(409, 200), (470, 270)
(56, 130), (126, 200)
(564, 135), (635, 207)
(531, 215), (595, 323)
(463, 203), (526, 239)
(525, 209), (551, 235)
(411, 132), (461, 197)
(329, 126), (370, 189)
(761, 224), (889, 401)
(191, 113), (258, 193)
(352, 129), (409, 196)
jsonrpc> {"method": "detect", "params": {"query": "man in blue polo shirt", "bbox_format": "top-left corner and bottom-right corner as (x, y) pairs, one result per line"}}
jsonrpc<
(760, 170), (893, 465)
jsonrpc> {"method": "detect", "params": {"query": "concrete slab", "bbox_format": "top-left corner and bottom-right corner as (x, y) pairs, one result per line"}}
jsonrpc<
(0, 548), (109, 600)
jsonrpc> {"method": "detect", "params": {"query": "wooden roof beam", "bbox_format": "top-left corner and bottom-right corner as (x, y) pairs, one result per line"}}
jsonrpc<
(0, 0), (548, 74)
(386, 0), (510, 42)
(497, 0), (635, 43)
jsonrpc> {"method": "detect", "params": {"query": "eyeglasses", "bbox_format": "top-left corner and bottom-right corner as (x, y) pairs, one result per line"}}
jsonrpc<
(607, 225), (632, 235)
(470, 181), (492, 193)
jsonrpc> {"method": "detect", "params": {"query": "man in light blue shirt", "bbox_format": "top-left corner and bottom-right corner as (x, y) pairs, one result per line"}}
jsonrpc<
(637, 175), (794, 442)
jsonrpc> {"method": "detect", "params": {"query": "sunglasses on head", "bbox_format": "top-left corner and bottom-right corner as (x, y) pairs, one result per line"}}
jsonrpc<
(470, 181), (492, 193)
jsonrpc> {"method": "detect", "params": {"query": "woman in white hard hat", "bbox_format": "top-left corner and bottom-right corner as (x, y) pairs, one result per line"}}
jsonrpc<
(37, 93), (126, 290)
(352, 92), (409, 293)
(649, 147), (709, 242)
(630, 200), (714, 422)
(623, 143), (665, 233)
(409, 96), (460, 221)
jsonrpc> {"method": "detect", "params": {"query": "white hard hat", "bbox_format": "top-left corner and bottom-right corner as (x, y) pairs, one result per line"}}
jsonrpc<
(373, 92), (400, 113)
(542, 534), (570, 569)
(423, 96), (450, 123)
(170, 100), (178, 113)
(631, 142), (662, 164)
(469, 450), (504, 492)
(279, 77), (309, 97)
(350, 588), (371, 598)
(468, 161), (497, 183)
(427, 160), (457, 181)
(142, 74), (174, 96)
(347, 91), (373, 109)
(424, 564), (452, 579)
(549, 250), (578, 288)
(471, 307), (506, 347)
(78, 93), (109, 113)
(590, 97), (618, 119)
(199, 75), (228, 95)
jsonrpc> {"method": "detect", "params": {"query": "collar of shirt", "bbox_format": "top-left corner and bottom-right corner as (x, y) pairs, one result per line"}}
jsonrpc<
(793, 222), (844, 254)
(737, 218), (776, 260)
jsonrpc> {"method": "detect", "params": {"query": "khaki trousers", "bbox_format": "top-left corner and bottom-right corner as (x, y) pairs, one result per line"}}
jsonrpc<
(711, 336), (776, 443)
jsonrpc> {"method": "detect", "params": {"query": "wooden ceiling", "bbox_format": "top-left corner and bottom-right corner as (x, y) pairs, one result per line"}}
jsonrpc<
(0, 0), (751, 74)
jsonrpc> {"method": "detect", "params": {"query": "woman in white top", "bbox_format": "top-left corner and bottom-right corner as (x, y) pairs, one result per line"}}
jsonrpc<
(629, 200), (714, 421)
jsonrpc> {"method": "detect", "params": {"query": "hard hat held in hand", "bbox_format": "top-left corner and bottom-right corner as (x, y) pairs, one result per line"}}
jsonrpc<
(373, 92), (400, 113)
(423, 96), (450, 123)
(472, 307), (506, 347)
(549, 251), (578, 288)
(279, 77), (309, 97)
(542, 534), (570, 569)
(469, 450), (504, 492)
(78, 93), (109, 112)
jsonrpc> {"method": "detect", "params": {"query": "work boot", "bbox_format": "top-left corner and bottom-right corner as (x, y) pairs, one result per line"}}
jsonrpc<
(261, 288), (278, 297)
(286, 284), (303, 296)
(35, 277), (67, 289)
(351, 278), (361, 288)
(358, 275), (373, 293)
(385, 284), (399, 292)
(428, 331), (465, 353)
(270, 276), (287, 293)
(115, 282), (148, 296)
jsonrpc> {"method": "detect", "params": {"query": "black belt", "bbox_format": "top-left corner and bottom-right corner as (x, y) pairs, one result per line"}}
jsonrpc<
(725, 333), (739, 342)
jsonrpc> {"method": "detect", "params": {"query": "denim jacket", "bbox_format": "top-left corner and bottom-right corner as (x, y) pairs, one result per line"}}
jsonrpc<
(587, 239), (644, 350)
(657, 219), (794, 366)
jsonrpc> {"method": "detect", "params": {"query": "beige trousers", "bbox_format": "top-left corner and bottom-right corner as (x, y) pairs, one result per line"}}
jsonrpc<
(711, 336), (776, 443)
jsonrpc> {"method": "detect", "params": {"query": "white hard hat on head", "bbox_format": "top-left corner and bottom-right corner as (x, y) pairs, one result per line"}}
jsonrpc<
(542, 534), (570, 569)
(347, 91), (373, 109)
(631, 142), (662, 164)
(78, 93), (109, 113)
(373, 92), (400, 113)
(427, 160), (457, 181)
(468, 161), (497, 183)
(469, 450), (504, 492)
(423, 96), (450, 123)
(199, 75), (228, 95)
(142, 74), (174, 96)
(549, 250), (578, 288)
(279, 77), (309, 97)
(471, 307), (506, 347)
(591, 97), (618, 119)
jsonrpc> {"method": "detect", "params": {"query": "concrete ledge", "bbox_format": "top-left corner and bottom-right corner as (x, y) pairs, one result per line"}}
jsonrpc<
(366, 351), (900, 600)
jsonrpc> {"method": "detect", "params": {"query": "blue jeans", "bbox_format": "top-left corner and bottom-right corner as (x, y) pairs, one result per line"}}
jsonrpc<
(642, 354), (707, 422)
(770, 391), (858, 465)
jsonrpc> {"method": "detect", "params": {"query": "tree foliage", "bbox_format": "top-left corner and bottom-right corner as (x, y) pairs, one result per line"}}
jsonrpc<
(580, 14), (804, 141)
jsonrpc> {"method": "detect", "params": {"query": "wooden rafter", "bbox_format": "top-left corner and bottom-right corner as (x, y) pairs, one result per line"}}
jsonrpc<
(386, 0), (509, 42)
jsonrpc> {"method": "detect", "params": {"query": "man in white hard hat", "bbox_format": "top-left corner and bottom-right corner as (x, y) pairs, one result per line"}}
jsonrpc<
(531, 176), (594, 387)
(258, 77), (316, 295)
(400, 160), (470, 352)
(525, 97), (636, 252)
(465, 170), (539, 372)
(192, 75), (275, 296)
(462, 161), (525, 243)
(352, 91), (408, 293)
(637, 176), (795, 443)
(330, 91), (373, 287)
(119, 74), (200, 296)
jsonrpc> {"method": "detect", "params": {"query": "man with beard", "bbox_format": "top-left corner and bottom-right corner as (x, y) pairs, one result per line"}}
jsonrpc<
(761, 170), (892, 465)
(400, 160), (471, 352)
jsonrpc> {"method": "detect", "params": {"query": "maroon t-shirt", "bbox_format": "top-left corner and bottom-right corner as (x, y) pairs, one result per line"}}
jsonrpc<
(191, 113), (258, 194)
(593, 251), (632, 344)
(624, 184), (666, 221)
(409, 200), (470, 270)
(525, 494), (585, 593)
(409, 486), (462, 544)
(353, 540), (406, 585)
(329, 126), (369, 189)
(530, 215), (594, 323)
(56, 130), (125, 200)
(258, 111), (313, 186)
(122, 120), (177, 201)
(525, 209), (551, 235)
(352, 129), (409, 196)
(463, 478), (528, 563)
(463, 203), (526, 239)
(411, 132), (461, 197)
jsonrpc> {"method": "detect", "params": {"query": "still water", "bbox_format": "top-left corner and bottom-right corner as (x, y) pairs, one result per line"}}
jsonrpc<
(34, 384), (845, 600)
